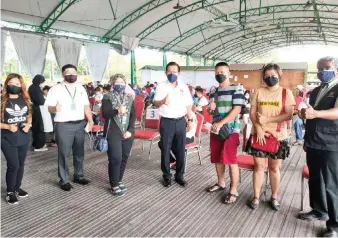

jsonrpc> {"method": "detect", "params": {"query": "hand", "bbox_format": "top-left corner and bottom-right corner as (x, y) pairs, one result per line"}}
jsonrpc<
(86, 121), (93, 132)
(123, 131), (131, 139)
(303, 145), (307, 152)
(257, 112), (269, 125)
(210, 102), (216, 111)
(187, 121), (193, 131)
(7, 124), (18, 133)
(162, 96), (170, 105)
(56, 103), (62, 112)
(118, 105), (126, 114)
(21, 123), (31, 133)
(212, 122), (223, 132)
(301, 103), (317, 120)
(256, 126), (266, 146)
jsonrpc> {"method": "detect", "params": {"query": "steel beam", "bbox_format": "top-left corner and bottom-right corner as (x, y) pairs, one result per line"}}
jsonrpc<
(162, 3), (338, 51)
(39, 0), (78, 32)
(103, 0), (172, 39)
(186, 17), (338, 56)
(313, 0), (327, 44)
(211, 26), (338, 60)
(136, 0), (234, 40)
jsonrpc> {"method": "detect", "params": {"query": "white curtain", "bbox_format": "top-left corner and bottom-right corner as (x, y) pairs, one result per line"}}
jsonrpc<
(51, 38), (82, 69)
(1, 30), (7, 74)
(10, 32), (48, 78)
(85, 43), (110, 82)
(111, 35), (139, 55)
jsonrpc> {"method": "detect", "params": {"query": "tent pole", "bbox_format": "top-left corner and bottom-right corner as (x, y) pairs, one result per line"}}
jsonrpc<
(130, 50), (136, 85)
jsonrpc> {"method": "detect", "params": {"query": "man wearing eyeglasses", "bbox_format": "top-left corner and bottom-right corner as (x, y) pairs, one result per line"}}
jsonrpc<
(299, 56), (338, 238)
(154, 62), (194, 188)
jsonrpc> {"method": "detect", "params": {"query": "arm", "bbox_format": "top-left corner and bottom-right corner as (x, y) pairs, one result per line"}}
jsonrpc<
(218, 106), (241, 125)
(186, 105), (194, 120)
(0, 123), (10, 130)
(154, 98), (166, 108)
(84, 105), (93, 123)
(263, 105), (294, 123)
(48, 106), (57, 113)
(101, 98), (118, 120)
(250, 104), (262, 130)
(314, 108), (338, 120)
(127, 102), (136, 134)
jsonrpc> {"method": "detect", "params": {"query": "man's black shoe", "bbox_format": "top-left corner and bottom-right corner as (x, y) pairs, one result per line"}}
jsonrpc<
(60, 183), (73, 191)
(163, 179), (172, 187)
(298, 210), (329, 221)
(175, 178), (187, 187)
(73, 178), (91, 185)
(321, 229), (338, 237)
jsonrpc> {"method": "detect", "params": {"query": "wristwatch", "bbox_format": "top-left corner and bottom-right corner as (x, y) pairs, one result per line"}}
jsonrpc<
(187, 118), (194, 122)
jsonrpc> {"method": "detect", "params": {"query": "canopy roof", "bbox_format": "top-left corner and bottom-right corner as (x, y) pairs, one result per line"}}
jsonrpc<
(2, 0), (338, 62)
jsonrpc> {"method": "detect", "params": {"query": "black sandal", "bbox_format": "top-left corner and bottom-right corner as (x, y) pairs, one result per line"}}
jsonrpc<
(206, 183), (225, 193)
(271, 197), (281, 211)
(223, 193), (239, 204)
(249, 197), (260, 210)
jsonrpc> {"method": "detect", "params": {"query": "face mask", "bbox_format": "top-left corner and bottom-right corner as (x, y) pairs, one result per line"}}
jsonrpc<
(113, 84), (126, 93)
(167, 74), (178, 83)
(7, 85), (21, 94)
(245, 94), (250, 99)
(64, 75), (77, 83)
(263, 76), (279, 87)
(39, 83), (45, 89)
(215, 74), (228, 83)
(317, 70), (336, 83)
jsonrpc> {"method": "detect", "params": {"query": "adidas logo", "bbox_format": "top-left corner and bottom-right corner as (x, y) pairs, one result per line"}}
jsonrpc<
(6, 104), (27, 123)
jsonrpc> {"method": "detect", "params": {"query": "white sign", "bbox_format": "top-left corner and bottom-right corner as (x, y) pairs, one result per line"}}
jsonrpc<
(244, 75), (249, 79)
(234, 76), (238, 81)
(146, 108), (160, 120)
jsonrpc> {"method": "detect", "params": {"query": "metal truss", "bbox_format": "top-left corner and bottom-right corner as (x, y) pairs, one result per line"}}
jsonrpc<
(187, 17), (338, 56)
(39, 0), (78, 32)
(103, 0), (172, 39)
(211, 26), (338, 60)
(136, 0), (234, 40)
(162, 3), (338, 51)
(223, 37), (338, 62)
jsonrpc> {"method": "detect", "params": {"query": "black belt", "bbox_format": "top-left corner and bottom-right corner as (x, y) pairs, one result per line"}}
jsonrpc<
(61, 120), (84, 124)
(162, 116), (184, 121)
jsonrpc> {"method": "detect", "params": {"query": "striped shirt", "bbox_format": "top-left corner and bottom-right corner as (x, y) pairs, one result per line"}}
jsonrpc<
(210, 85), (244, 133)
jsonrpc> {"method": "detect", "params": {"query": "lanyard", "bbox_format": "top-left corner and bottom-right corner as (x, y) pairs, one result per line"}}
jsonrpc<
(64, 86), (77, 102)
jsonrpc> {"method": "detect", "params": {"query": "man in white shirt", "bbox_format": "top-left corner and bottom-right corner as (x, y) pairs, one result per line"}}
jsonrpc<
(154, 62), (194, 187)
(46, 64), (93, 191)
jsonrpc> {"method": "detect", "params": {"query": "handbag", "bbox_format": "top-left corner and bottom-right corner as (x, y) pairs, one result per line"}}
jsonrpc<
(250, 88), (286, 153)
(93, 120), (111, 152)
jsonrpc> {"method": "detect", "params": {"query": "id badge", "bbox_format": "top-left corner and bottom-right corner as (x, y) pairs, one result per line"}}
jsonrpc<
(71, 103), (76, 111)
(122, 115), (127, 124)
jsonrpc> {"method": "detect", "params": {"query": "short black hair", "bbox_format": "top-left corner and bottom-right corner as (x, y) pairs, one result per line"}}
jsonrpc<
(149, 84), (154, 87)
(42, 85), (50, 91)
(195, 87), (203, 94)
(166, 61), (180, 72)
(61, 64), (77, 73)
(95, 87), (101, 92)
(215, 62), (229, 69)
(103, 85), (111, 91)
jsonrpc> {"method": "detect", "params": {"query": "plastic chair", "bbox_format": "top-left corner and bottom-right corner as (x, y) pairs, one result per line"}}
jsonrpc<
(201, 106), (213, 133)
(86, 108), (104, 150)
(301, 165), (309, 211)
(184, 113), (204, 172)
(134, 99), (145, 129)
(134, 114), (160, 159)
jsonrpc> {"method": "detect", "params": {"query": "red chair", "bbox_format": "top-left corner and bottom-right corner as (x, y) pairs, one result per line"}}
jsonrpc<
(86, 108), (104, 150)
(201, 106), (212, 133)
(134, 115), (160, 159)
(184, 113), (204, 172)
(88, 97), (95, 110)
(301, 165), (309, 211)
(237, 125), (269, 202)
(134, 98), (145, 129)
(191, 105), (197, 112)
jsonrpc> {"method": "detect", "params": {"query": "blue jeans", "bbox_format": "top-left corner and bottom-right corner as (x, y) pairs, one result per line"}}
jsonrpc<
(294, 118), (303, 141)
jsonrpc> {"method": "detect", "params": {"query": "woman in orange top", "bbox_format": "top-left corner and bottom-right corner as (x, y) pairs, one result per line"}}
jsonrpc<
(247, 64), (295, 211)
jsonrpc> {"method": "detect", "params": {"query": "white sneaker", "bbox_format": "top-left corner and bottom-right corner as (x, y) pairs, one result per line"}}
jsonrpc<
(34, 147), (48, 152)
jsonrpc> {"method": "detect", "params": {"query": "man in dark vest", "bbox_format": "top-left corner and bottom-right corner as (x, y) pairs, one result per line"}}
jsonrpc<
(298, 56), (338, 237)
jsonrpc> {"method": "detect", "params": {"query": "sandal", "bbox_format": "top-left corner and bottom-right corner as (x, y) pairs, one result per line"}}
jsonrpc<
(249, 197), (260, 210)
(223, 193), (239, 204)
(206, 183), (225, 193)
(271, 197), (281, 211)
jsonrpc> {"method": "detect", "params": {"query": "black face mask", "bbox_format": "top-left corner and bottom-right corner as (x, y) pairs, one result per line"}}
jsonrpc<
(64, 75), (77, 83)
(215, 74), (228, 83)
(263, 76), (279, 87)
(7, 85), (21, 94)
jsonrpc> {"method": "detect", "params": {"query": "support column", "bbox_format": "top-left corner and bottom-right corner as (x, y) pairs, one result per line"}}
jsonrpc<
(186, 55), (190, 66)
(163, 51), (167, 67)
(204, 58), (207, 66)
(17, 59), (22, 74)
(130, 50), (136, 85)
(51, 61), (54, 81)
(200, 57), (203, 66)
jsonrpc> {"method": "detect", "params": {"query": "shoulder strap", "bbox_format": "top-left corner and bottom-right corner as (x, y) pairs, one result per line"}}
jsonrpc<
(276, 88), (287, 132)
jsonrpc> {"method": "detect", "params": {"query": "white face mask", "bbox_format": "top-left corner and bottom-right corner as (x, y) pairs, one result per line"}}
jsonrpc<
(39, 83), (45, 89)
(245, 94), (250, 99)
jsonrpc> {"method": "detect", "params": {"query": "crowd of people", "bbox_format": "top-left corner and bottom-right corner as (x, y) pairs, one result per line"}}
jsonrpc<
(1, 56), (338, 237)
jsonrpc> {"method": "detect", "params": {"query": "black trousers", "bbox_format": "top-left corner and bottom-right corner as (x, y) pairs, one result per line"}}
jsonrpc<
(107, 135), (133, 187)
(1, 139), (29, 192)
(158, 137), (194, 163)
(32, 131), (46, 149)
(160, 117), (186, 180)
(307, 147), (338, 231)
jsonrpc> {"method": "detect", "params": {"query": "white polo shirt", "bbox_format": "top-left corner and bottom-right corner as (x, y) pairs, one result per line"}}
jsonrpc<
(154, 80), (193, 118)
(45, 83), (90, 122)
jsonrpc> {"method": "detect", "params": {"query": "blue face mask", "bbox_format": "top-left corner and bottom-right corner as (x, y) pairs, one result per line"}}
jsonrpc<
(113, 84), (125, 93)
(167, 74), (178, 83)
(317, 70), (336, 83)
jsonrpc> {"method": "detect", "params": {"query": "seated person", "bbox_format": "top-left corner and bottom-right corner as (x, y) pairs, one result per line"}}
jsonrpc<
(92, 87), (104, 124)
(195, 87), (209, 112)
(158, 112), (197, 167)
(103, 84), (111, 95)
